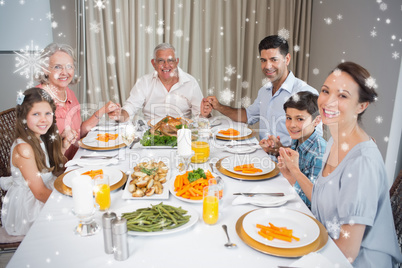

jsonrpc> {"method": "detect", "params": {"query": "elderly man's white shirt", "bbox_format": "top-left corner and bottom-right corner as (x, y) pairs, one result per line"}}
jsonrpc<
(122, 67), (203, 121)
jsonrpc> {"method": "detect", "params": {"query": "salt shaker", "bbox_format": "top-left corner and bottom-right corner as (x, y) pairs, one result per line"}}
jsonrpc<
(102, 212), (116, 254)
(112, 216), (129, 261)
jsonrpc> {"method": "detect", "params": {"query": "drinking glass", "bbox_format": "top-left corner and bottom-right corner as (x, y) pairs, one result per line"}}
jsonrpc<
(93, 174), (111, 211)
(209, 177), (224, 200)
(202, 185), (219, 225)
(121, 121), (136, 146)
(191, 130), (210, 164)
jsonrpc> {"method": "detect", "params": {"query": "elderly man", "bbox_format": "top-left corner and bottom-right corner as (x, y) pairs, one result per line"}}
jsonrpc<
(117, 43), (209, 122)
(205, 35), (320, 154)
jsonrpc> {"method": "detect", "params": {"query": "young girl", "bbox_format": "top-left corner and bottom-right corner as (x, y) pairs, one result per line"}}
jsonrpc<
(1, 88), (72, 236)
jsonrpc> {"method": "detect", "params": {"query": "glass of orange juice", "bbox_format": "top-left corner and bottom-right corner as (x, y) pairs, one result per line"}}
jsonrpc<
(203, 185), (219, 225)
(93, 174), (111, 211)
(191, 130), (210, 163)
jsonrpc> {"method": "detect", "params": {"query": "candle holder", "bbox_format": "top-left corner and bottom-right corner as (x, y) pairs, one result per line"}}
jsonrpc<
(178, 152), (194, 173)
(72, 208), (100, 236)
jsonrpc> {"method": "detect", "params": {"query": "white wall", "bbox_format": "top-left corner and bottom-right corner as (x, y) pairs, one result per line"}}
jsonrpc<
(308, 0), (402, 184)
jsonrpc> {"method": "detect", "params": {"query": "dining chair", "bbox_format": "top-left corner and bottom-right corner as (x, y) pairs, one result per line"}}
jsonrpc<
(0, 107), (24, 253)
(390, 170), (402, 256)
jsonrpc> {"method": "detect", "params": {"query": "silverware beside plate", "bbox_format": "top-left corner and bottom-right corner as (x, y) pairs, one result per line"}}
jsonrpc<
(226, 142), (257, 148)
(233, 192), (285, 197)
(80, 154), (117, 159)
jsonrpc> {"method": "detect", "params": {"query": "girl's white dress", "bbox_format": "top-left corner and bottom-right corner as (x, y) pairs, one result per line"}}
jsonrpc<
(1, 138), (55, 236)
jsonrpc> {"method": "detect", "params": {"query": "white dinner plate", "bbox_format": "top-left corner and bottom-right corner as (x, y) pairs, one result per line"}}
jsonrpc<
(63, 166), (123, 188)
(138, 144), (177, 149)
(242, 208), (320, 249)
(121, 160), (171, 200)
(213, 126), (252, 138)
(224, 144), (257, 154)
(82, 131), (124, 148)
(114, 202), (199, 236)
(220, 155), (275, 176)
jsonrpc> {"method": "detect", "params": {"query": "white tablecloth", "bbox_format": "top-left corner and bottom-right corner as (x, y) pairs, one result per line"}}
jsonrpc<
(7, 127), (352, 268)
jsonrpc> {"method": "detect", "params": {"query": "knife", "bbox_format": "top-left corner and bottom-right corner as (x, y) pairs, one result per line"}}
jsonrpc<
(233, 192), (285, 197)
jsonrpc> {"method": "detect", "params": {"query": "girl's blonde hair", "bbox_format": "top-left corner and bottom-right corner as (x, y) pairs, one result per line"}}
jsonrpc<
(15, 88), (65, 175)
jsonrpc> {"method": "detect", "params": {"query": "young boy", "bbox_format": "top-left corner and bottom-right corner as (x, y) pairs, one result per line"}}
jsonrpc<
(260, 91), (326, 208)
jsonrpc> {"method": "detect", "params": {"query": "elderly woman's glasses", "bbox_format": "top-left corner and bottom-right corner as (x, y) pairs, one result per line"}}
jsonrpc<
(49, 64), (75, 72)
(155, 58), (177, 66)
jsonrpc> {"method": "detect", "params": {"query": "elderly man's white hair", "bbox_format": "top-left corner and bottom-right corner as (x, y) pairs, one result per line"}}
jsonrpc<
(153, 43), (176, 59)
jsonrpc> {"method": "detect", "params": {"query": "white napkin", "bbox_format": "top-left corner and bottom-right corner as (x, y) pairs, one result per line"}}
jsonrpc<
(290, 252), (352, 268)
(232, 185), (295, 207)
(65, 158), (118, 167)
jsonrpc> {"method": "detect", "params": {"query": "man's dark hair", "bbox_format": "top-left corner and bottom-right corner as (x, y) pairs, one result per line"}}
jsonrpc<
(258, 35), (289, 56)
(283, 91), (319, 119)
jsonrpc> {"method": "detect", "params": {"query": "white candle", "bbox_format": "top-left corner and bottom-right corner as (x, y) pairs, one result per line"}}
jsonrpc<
(72, 175), (94, 215)
(177, 128), (192, 156)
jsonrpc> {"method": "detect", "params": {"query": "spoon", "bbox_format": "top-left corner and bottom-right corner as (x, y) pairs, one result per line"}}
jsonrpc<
(129, 137), (141, 149)
(222, 225), (237, 248)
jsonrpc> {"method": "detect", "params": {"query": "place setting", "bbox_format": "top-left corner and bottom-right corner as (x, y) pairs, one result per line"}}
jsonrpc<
(232, 185), (296, 207)
(211, 124), (255, 141)
(235, 207), (328, 257)
(54, 166), (128, 196)
(214, 154), (280, 181)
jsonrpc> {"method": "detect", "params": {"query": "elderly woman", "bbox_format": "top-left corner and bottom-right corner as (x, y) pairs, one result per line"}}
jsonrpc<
(36, 43), (120, 159)
(278, 62), (401, 267)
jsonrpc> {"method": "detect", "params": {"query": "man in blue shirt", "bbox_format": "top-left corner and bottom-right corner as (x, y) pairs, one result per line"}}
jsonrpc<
(205, 35), (319, 154)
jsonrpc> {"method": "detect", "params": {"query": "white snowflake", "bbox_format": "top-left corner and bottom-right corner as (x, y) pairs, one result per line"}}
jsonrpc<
(241, 81), (249, 89)
(125, 52), (130, 57)
(341, 230), (350, 239)
(156, 27), (164, 36)
(392, 51), (400, 59)
(178, 3), (183, 8)
(107, 55), (115, 64)
(375, 116), (383, 124)
(207, 87), (214, 95)
(370, 30), (377, 37)
(51, 21), (58, 28)
(365, 76), (378, 89)
(337, 14), (343, 20)
(333, 68), (342, 77)
(205, 48), (211, 53)
(14, 41), (49, 88)
(341, 142), (349, 152)
(225, 64), (236, 76)
(223, 76), (230, 82)
(385, 18), (391, 24)
(19, 0), (25, 4)
(0, 1), (5, 6)
(245, 18), (249, 22)
(291, 93), (300, 102)
(293, 45), (300, 52)
(158, 19), (164, 26)
(312, 68), (319, 75)
(46, 214), (53, 221)
(324, 17), (333, 25)
(379, 3), (387, 11)
(237, 74), (241, 79)
(49, 134), (56, 141)
(144, 25), (153, 34)
(46, 12), (54, 20)
(384, 136), (389, 142)
(278, 28), (290, 40)
(261, 77), (271, 86)
(241, 96), (251, 108)
(326, 217), (343, 239)
(174, 29), (183, 37)
(94, 0), (106, 11)
(220, 88), (234, 105)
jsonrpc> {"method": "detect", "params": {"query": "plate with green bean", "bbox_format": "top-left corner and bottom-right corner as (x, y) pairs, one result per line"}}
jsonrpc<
(114, 202), (199, 236)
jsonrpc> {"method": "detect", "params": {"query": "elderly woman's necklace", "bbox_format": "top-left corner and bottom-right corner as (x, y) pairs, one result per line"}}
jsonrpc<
(45, 85), (67, 103)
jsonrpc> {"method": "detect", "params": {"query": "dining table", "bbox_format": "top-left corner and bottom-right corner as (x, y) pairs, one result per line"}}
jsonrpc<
(6, 120), (352, 268)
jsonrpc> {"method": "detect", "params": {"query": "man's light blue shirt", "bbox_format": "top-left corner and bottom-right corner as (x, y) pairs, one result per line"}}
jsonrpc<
(246, 71), (320, 145)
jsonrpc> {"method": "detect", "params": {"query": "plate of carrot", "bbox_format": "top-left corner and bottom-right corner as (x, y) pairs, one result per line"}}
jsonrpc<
(213, 127), (252, 138)
(242, 208), (320, 248)
(220, 155), (275, 176)
(82, 131), (124, 148)
(169, 169), (217, 203)
(63, 166), (122, 188)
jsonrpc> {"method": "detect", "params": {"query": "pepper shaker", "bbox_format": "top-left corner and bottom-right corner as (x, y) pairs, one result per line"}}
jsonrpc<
(102, 212), (116, 254)
(112, 216), (129, 261)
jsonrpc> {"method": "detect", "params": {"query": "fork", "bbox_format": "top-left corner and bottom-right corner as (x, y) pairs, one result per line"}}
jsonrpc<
(80, 154), (118, 159)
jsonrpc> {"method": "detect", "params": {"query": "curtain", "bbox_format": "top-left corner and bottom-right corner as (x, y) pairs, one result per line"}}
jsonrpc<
(83, 0), (312, 114)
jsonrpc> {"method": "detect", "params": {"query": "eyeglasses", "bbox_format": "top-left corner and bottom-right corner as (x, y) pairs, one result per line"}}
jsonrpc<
(49, 64), (75, 72)
(155, 58), (177, 66)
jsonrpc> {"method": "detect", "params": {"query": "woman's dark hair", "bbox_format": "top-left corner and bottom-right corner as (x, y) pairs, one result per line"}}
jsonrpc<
(332, 62), (378, 120)
(15, 87), (65, 174)
(284, 91), (319, 119)
(258, 35), (289, 56)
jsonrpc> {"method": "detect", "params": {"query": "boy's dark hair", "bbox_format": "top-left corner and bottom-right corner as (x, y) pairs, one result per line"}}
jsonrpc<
(283, 91), (319, 119)
(258, 35), (289, 56)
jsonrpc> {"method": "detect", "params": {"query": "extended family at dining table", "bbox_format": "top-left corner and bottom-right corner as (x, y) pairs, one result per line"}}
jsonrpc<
(1, 34), (401, 267)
